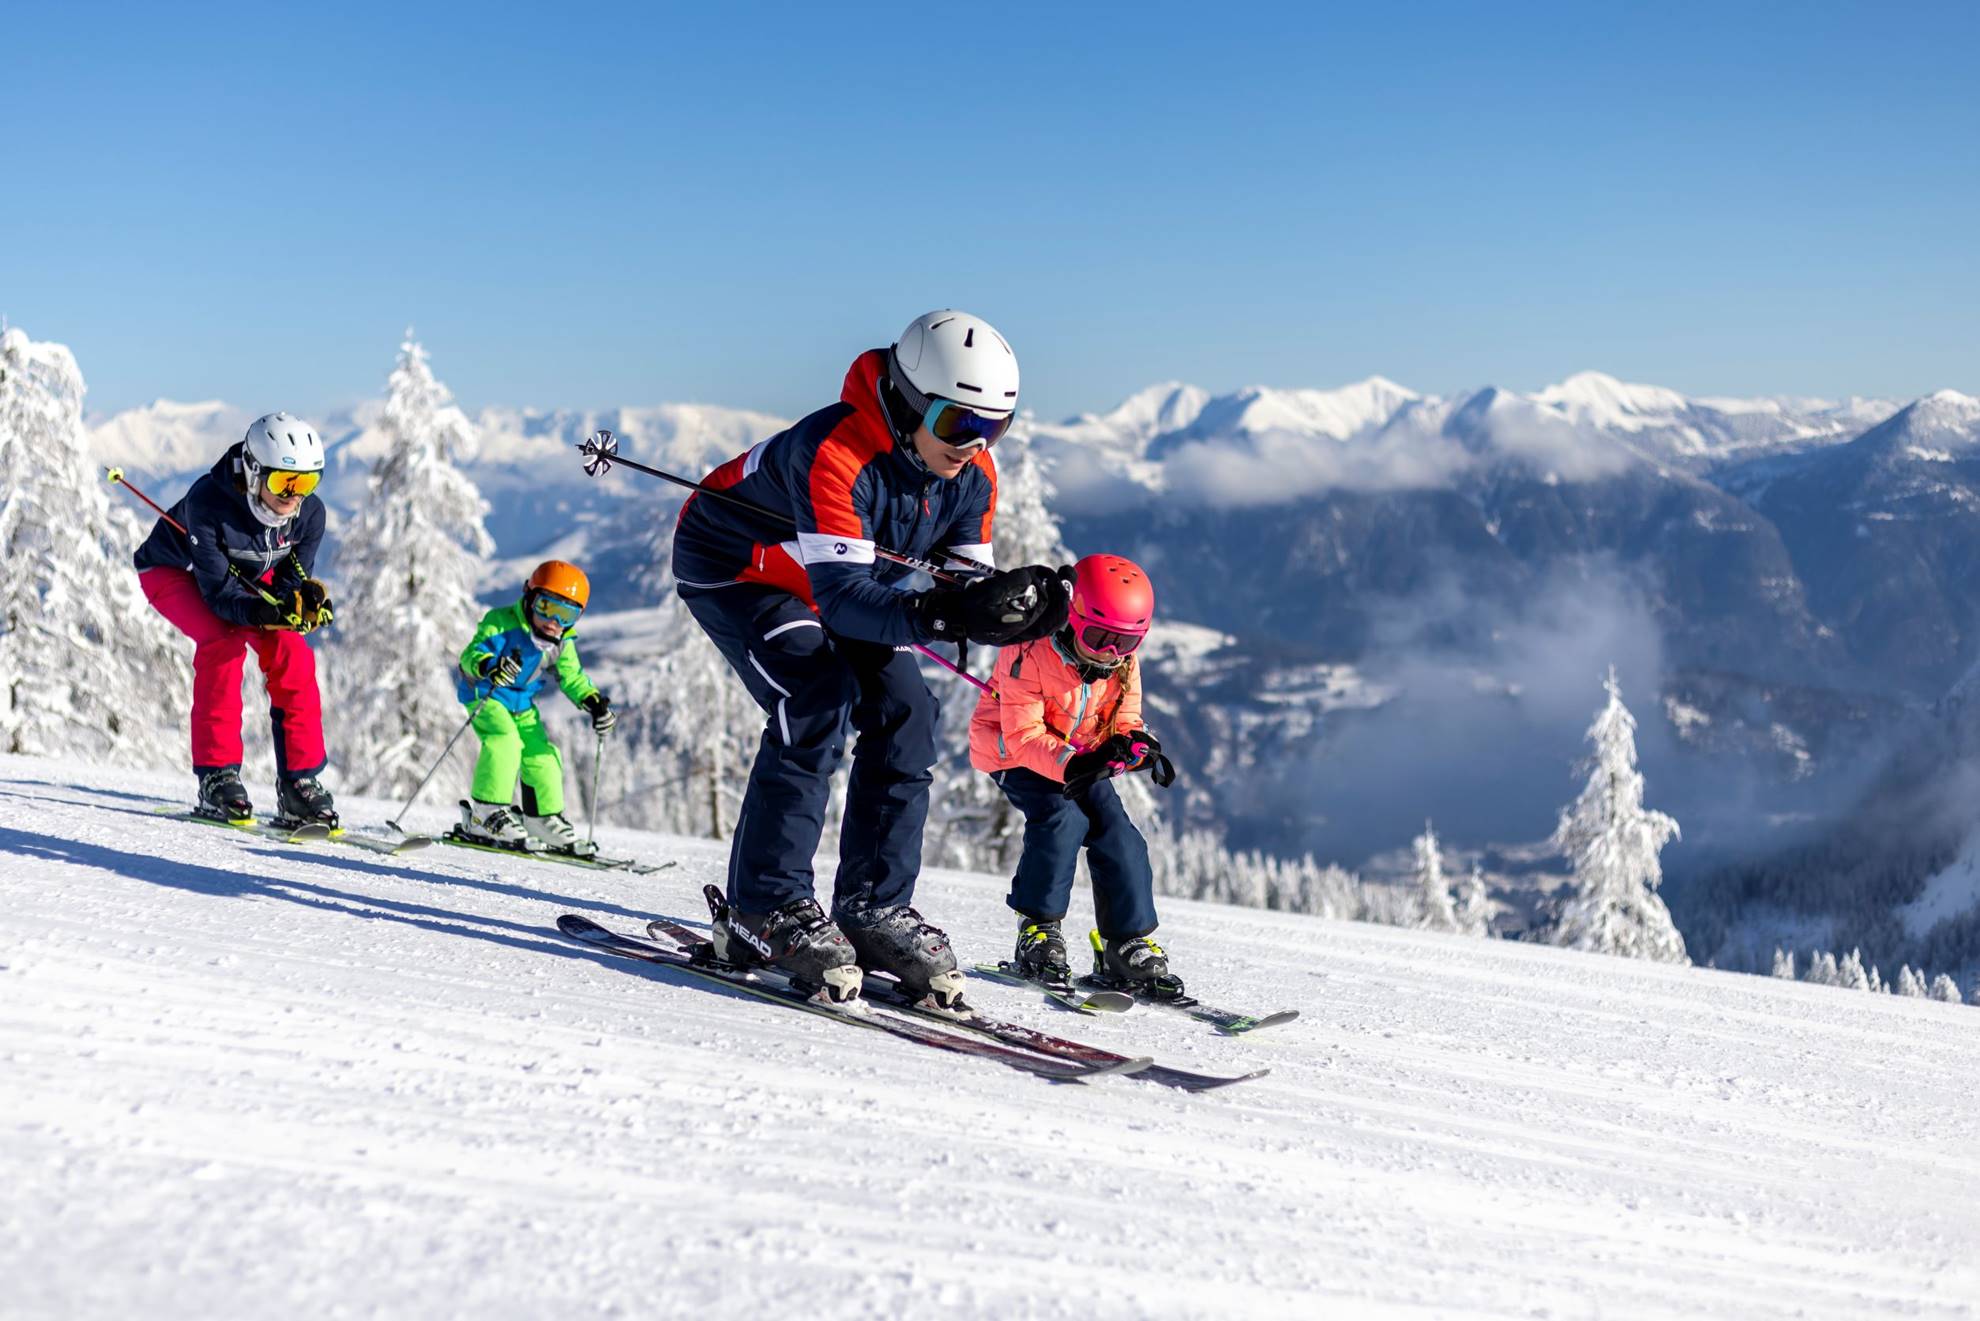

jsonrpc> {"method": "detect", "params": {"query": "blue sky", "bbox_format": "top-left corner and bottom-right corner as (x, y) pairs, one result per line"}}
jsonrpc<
(4, 1), (1975, 421)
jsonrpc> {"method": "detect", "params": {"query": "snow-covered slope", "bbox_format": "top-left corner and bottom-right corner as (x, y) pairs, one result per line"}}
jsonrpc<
(4, 754), (1976, 1319)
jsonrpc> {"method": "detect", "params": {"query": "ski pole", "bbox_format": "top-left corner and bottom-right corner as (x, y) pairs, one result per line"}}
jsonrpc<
(578, 431), (1002, 694)
(587, 729), (606, 849)
(388, 694), (490, 834)
(107, 467), (287, 609)
(577, 430), (981, 585)
(909, 641), (997, 697)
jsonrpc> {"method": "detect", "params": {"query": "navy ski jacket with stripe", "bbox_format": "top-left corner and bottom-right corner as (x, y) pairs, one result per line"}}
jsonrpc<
(132, 445), (325, 626)
(671, 349), (998, 646)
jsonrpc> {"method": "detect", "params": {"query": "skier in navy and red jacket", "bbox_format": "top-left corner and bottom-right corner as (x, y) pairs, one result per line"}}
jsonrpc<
(672, 310), (1068, 1005)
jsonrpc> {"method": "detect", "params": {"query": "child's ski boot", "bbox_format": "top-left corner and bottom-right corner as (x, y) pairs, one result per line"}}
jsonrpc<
(523, 812), (598, 858)
(458, 799), (538, 849)
(1012, 916), (1074, 990)
(1087, 929), (1187, 1001)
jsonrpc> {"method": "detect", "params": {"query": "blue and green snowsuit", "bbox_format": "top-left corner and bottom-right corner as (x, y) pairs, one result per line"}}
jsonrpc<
(457, 601), (600, 816)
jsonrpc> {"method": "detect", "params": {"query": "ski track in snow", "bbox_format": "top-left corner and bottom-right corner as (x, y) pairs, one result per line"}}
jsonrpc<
(1, 756), (1976, 1320)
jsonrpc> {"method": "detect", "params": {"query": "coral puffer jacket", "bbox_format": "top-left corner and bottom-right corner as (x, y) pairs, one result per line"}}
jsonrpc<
(969, 633), (1143, 782)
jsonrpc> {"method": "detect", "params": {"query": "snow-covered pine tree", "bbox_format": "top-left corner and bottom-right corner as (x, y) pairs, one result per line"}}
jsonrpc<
(1412, 820), (1458, 932)
(1549, 667), (1687, 963)
(1837, 949), (1869, 991)
(1895, 965), (1926, 997)
(1456, 862), (1492, 937)
(1804, 950), (1840, 987)
(321, 336), (493, 797)
(0, 327), (191, 765)
(1770, 948), (1796, 979)
(1928, 974), (1964, 1003)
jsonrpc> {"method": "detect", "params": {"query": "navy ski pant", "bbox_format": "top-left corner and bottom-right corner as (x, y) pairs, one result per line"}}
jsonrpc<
(994, 766), (1158, 940)
(680, 583), (941, 916)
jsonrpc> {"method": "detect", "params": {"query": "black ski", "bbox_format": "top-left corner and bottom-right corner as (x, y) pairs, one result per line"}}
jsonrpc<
(646, 916), (1261, 1093)
(556, 915), (1145, 1085)
(1076, 974), (1299, 1035)
(441, 830), (672, 874)
(971, 962), (1135, 1015)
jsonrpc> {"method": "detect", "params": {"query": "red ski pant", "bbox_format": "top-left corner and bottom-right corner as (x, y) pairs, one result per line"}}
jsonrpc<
(141, 567), (327, 778)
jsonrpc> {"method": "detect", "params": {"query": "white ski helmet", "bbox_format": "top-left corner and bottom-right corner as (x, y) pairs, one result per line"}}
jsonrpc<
(888, 310), (1019, 418)
(242, 412), (326, 479)
(239, 412), (325, 526)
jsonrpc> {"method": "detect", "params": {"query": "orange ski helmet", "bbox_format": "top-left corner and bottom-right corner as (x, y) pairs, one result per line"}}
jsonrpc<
(527, 560), (590, 609)
(1068, 554), (1153, 656)
(525, 560), (590, 639)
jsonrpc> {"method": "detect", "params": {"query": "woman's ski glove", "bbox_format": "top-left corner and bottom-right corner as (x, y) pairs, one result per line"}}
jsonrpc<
(296, 579), (334, 633)
(918, 564), (1070, 646)
(480, 651), (523, 687)
(247, 595), (300, 630)
(583, 692), (616, 734)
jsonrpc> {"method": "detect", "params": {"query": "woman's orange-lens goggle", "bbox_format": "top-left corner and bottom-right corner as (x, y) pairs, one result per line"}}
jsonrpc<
(264, 469), (322, 498)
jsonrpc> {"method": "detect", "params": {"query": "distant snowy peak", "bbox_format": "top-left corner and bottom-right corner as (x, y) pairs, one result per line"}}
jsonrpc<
(1846, 389), (1980, 464)
(1533, 371), (1691, 428)
(1048, 382), (1211, 452)
(1186, 376), (1424, 444)
(87, 398), (253, 478)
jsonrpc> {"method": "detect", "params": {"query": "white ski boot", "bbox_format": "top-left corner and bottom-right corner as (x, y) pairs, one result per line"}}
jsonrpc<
(523, 812), (598, 858)
(458, 799), (537, 849)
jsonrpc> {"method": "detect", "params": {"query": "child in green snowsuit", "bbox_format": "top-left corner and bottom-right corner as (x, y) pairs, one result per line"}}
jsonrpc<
(456, 560), (615, 855)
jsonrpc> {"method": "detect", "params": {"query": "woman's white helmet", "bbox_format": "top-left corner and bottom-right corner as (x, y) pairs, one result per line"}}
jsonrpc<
(888, 310), (1019, 417)
(242, 412), (326, 479)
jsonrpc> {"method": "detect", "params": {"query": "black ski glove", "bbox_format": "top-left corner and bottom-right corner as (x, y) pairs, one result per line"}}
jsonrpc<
(1061, 733), (1143, 798)
(248, 590), (305, 630)
(1121, 730), (1177, 788)
(583, 692), (615, 734)
(917, 564), (1070, 647)
(480, 651), (523, 687)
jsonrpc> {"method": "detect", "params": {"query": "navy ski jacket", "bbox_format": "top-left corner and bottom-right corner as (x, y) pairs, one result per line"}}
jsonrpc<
(671, 349), (998, 647)
(133, 445), (326, 627)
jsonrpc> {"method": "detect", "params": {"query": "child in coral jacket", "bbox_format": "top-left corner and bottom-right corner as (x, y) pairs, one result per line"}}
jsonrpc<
(968, 554), (1179, 992)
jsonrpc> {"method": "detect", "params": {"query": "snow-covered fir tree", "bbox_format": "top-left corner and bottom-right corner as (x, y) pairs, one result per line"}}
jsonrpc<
(1549, 667), (1687, 963)
(1804, 951), (1840, 987)
(1456, 862), (1493, 937)
(1928, 974), (1964, 1003)
(1770, 948), (1796, 979)
(1411, 820), (1458, 931)
(321, 336), (493, 797)
(0, 327), (190, 766)
(1895, 965), (1926, 998)
(1836, 948), (1870, 991)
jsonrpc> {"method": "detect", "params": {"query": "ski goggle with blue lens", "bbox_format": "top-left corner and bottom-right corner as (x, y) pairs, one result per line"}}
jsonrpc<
(925, 399), (1015, 450)
(529, 592), (583, 631)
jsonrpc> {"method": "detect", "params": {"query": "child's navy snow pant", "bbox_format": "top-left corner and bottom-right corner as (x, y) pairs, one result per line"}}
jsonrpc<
(680, 583), (941, 917)
(993, 766), (1158, 940)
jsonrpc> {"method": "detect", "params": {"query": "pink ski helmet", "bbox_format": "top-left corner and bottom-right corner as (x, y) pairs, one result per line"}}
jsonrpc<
(1068, 554), (1154, 656)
